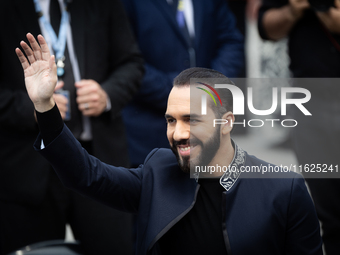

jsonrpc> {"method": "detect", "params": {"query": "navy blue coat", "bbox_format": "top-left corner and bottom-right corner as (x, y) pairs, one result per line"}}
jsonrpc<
(121, 0), (245, 166)
(35, 125), (322, 255)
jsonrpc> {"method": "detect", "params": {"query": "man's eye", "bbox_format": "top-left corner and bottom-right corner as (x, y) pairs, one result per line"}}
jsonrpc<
(167, 119), (175, 124)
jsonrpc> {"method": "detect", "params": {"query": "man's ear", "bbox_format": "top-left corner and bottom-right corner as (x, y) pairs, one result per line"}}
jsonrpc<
(221, 111), (235, 135)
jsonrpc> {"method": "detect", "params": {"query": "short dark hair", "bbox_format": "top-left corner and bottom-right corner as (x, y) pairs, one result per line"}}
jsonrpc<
(173, 67), (234, 118)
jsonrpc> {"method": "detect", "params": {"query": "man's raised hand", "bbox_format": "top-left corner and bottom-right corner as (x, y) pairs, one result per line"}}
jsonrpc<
(316, 0), (340, 34)
(15, 33), (57, 113)
(288, 0), (310, 20)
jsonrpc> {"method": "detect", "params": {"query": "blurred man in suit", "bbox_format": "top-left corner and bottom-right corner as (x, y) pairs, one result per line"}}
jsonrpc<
(0, 0), (143, 254)
(121, 0), (244, 167)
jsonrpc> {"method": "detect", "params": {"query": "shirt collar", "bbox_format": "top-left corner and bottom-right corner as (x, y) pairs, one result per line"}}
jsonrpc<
(193, 140), (246, 191)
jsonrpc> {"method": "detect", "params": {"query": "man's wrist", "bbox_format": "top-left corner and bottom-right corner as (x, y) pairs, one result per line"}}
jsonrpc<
(34, 97), (55, 113)
(36, 103), (64, 146)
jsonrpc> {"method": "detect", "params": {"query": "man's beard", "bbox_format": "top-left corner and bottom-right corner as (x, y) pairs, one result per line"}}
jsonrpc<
(170, 126), (221, 173)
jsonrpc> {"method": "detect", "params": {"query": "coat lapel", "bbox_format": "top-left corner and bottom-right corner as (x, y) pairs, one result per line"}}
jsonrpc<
(146, 165), (198, 252)
(192, 0), (203, 50)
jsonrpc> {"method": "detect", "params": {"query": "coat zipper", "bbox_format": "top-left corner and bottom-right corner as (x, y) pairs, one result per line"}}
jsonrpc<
(222, 191), (232, 254)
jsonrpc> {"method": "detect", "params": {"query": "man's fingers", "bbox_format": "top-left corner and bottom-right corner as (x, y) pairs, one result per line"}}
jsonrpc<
(49, 55), (57, 83)
(16, 34), (53, 71)
(296, 0), (309, 9)
(75, 79), (97, 89)
(76, 80), (100, 96)
(76, 86), (93, 97)
(53, 94), (68, 118)
(76, 94), (94, 104)
(60, 112), (66, 119)
(20, 41), (36, 65)
(301, 2), (309, 8)
(47, 55), (58, 90)
(81, 106), (97, 117)
(53, 93), (68, 105)
(27, 33), (42, 60)
(49, 55), (56, 71)
(75, 80), (90, 86)
(55, 81), (65, 91)
(79, 102), (91, 111)
(37, 34), (51, 61)
(335, 0), (340, 9)
(15, 48), (30, 70)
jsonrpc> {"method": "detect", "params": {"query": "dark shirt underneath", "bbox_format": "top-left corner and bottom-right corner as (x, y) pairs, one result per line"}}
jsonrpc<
(158, 178), (227, 255)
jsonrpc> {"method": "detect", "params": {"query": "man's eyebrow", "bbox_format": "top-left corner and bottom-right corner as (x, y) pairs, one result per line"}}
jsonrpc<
(164, 114), (202, 119)
(187, 114), (202, 119)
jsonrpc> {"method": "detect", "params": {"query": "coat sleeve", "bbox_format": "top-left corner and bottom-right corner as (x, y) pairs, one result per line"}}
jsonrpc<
(285, 175), (323, 254)
(34, 124), (146, 213)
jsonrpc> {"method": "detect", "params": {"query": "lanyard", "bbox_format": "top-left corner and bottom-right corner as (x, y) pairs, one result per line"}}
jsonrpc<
(33, 0), (69, 76)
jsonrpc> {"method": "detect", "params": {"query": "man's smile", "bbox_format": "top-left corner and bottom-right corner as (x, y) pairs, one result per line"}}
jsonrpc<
(177, 144), (193, 156)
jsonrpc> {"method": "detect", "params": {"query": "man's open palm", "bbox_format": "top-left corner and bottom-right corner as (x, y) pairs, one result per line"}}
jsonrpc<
(15, 33), (57, 112)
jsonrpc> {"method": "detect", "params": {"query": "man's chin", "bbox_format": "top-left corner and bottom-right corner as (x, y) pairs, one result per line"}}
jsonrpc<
(171, 145), (195, 173)
(178, 156), (191, 173)
(179, 166), (190, 173)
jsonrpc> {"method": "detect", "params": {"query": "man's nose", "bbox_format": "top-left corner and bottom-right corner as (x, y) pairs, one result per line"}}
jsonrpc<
(173, 122), (190, 141)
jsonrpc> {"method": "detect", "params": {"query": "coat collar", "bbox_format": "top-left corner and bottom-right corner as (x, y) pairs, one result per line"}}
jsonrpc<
(219, 141), (246, 191)
(193, 140), (246, 192)
(191, 140), (246, 191)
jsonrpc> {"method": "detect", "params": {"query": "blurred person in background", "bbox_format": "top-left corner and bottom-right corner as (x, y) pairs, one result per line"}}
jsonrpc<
(227, 0), (261, 75)
(258, 0), (340, 254)
(0, 0), (143, 254)
(120, 0), (244, 167)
